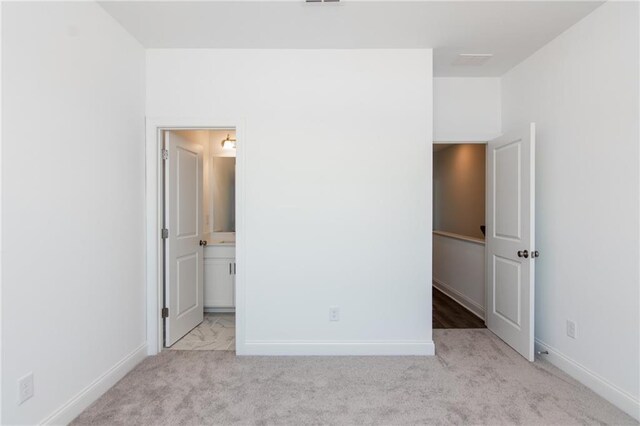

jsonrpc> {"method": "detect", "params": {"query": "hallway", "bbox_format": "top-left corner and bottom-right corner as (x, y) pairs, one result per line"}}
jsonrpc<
(433, 287), (485, 329)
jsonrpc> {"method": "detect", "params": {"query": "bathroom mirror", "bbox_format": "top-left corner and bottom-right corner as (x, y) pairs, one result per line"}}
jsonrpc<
(212, 156), (235, 232)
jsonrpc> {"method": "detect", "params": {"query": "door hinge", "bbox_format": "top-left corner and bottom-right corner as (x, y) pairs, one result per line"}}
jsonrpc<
(162, 307), (169, 318)
(161, 228), (169, 239)
(162, 149), (169, 160)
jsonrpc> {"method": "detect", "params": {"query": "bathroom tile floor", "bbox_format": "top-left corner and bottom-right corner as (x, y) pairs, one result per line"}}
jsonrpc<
(169, 313), (235, 351)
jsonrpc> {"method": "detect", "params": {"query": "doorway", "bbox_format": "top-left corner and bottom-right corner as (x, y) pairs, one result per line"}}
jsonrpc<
(432, 143), (487, 329)
(145, 119), (245, 356)
(432, 123), (537, 361)
(162, 129), (237, 351)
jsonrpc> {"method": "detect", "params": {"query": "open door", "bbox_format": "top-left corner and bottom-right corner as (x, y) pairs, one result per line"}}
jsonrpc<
(486, 123), (536, 361)
(164, 131), (204, 347)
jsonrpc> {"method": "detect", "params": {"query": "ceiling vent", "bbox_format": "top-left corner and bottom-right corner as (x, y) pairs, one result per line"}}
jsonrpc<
(452, 54), (493, 66)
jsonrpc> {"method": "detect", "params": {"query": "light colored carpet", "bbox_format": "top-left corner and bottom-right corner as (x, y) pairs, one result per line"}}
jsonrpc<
(72, 329), (637, 425)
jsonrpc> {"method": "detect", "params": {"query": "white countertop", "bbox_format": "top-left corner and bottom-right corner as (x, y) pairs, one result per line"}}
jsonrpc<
(204, 232), (236, 246)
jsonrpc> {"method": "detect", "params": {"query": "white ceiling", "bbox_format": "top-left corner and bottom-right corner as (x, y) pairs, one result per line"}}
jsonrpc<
(99, 1), (603, 77)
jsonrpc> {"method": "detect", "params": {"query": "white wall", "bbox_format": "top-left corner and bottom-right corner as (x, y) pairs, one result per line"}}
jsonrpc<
(432, 232), (485, 319)
(501, 2), (639, 418)
(1, 3), (146, 424)
(433, 77), (501, 142)
(147, 49), (433, 355)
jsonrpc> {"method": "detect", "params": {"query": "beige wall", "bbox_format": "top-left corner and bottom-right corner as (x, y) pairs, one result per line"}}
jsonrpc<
(433, 144), (486, 239)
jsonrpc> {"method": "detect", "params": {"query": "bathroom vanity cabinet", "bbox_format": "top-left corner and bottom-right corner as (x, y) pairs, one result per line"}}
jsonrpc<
(203, 244), (236, 310)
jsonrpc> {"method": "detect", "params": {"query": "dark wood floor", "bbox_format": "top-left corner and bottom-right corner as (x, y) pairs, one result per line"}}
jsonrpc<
(433, 287), (486, 329)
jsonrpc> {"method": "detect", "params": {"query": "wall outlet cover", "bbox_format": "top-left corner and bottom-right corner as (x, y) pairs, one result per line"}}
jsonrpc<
(566, 320), (577, 339)
(329, 306), (340, 322)
(18, 372), (34, 405)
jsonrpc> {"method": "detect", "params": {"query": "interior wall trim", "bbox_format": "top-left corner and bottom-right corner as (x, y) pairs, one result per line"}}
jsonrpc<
(243, 340), (435, 356)
(39, 343), (148, 425)
(535, 339), (639, 421)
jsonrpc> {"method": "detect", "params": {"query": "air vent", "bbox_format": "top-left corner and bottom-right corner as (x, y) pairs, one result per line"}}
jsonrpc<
(452, 54), (493, 66)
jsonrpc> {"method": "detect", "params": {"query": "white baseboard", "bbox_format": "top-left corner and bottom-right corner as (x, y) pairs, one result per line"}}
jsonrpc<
(432, 278), (485, 320)
(204, 307), (235, 313)
(40, 342), (148, 425)
(241, 340), (435, 356)
(535, 339), (639, 421)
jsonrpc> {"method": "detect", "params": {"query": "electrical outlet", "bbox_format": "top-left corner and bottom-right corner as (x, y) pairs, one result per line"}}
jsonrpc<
(566, 320), (577, 339)
(18, 373), (34, 405)
(329, 306), (340, 322)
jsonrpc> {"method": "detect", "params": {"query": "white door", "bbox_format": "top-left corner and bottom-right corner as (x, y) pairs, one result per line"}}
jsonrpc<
(486, 123), (536, 361)
(164, 131), (204, 346)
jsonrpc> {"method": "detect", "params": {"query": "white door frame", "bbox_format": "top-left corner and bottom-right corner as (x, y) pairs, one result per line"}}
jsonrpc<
(145, 117), (246, 355)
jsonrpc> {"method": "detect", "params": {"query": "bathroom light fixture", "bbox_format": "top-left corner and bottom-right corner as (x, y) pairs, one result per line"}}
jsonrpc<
(221, 134), (236, 150)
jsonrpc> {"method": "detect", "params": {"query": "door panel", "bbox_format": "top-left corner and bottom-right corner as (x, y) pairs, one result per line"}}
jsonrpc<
(176, 253), (199, 316)
(486, 123), (535, 361)
(177, 146), (199, 237)
(494, 142), (521, 239)
(165, 131), (204, 346)
(493, 255), (521, 327)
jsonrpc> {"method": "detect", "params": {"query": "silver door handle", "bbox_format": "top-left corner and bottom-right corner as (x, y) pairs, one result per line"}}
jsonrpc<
(517, 250), (529, 258)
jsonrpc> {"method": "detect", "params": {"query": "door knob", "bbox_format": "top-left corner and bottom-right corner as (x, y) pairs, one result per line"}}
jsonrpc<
(199, 240), (207, 246)
(517, 249), (529, 258)
(532, 250), (540, 258)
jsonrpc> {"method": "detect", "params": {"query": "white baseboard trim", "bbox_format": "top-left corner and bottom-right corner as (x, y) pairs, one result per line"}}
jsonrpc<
(535, 339), (639, 421)
(241, 340), (435, 356)
(204, 307), (235, 313)
(40, 342), (148, 425)
(432, 278), (485, 320)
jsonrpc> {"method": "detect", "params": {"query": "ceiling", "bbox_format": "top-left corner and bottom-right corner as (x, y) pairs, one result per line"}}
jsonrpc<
(99, 1), (603, 77)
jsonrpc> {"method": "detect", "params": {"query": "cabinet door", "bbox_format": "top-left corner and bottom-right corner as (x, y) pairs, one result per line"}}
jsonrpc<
(204, 258), (235, 308)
